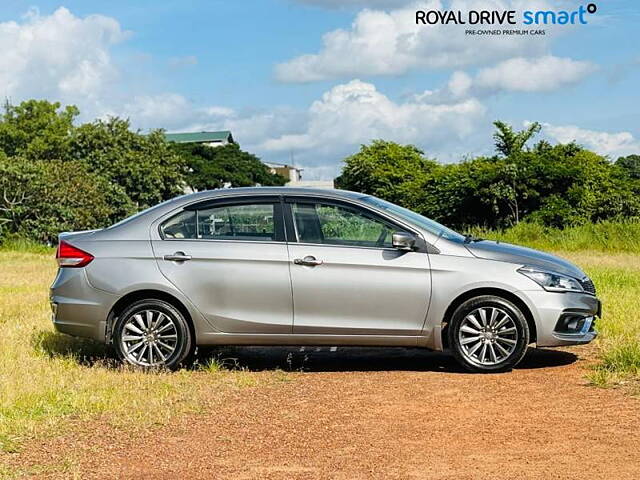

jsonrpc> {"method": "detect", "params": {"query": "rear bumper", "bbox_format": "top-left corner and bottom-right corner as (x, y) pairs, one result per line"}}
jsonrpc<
(50, 268), (117, 343)
(517, 290), (601, 347)
(52, 313), (108, 342)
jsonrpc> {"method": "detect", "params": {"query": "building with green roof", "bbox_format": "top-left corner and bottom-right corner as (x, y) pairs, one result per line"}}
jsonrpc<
(164, 130), (235, 147)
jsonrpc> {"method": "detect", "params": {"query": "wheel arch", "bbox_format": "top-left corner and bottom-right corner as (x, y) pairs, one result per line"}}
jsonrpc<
(440, 287), (537, 349)
(106, 289), (195, 344)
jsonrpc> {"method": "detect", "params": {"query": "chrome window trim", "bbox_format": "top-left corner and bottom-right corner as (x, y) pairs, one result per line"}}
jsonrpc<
(158, 238), (287, 247)
(156, 195), (285, 243)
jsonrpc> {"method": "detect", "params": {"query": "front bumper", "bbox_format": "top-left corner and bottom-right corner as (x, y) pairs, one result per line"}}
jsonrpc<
(551, 311), (597, 343)
(517, 290), (601, 347)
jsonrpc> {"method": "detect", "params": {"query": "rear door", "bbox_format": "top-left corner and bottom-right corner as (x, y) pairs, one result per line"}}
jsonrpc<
(285, 197), (431, 336)
(151, 196), (293, 334)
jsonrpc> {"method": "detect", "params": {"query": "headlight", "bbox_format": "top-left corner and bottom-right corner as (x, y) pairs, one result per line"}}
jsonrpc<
(518, 267), (584, 293)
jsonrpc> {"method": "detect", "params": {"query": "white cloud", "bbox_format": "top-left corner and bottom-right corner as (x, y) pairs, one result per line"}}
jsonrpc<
(0, 7), (128, 105)
(541, 123), (640, 158)
(203, 106), (235, 117)
(168, 55), (198, 69)
(276, 0), (557, 82)
(475, 56), (595, 92)
(259, 79), (486, 176)
(447, 71), (474, 97)
(262, 79), (484, 149)
(113, 93), (194, 127)
(412, 56), (594, 106)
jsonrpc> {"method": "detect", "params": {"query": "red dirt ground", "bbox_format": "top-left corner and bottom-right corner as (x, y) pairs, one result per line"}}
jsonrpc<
(5, 346), (640, 479)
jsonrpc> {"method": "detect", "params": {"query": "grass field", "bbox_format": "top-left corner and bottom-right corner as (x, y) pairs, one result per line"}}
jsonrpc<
(470, 221), (640, 252)
(0, 223), (639, 460)
(0, 249), (289, 458)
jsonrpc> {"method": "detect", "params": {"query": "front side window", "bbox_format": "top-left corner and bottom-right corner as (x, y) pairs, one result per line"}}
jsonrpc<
(161, 202), (277, 241)
(292, 202), (397, 248)
(360, 195), (465, 243)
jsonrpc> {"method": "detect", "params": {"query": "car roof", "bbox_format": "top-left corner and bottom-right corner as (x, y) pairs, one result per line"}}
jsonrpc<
(191, 186), (362, 197)
(168, 186), (367, 206)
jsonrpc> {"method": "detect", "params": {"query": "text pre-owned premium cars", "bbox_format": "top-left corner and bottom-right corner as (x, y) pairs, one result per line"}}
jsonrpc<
(50, 187), (601, 372)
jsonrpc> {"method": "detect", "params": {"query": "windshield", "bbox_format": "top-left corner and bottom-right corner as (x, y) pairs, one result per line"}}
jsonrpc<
(360, 195), (466, 243)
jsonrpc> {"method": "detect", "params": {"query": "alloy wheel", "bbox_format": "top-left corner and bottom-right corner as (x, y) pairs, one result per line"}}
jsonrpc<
(457, 306), (518, 366)
(120, 309), (179, 366)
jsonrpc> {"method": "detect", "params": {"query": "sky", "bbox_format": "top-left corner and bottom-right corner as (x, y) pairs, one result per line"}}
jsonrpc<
(0, 0), (639, 179)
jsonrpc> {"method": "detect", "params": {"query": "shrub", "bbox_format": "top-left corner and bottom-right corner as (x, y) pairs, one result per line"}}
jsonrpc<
(0, 156), (135, 243)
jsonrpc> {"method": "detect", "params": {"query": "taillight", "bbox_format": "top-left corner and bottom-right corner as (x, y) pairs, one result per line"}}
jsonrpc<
(56, 240), (94, 268)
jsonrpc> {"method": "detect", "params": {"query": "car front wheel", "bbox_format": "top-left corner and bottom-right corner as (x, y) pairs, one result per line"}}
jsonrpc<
(448, 295), (530, 373)
(113, 299), (193, 370)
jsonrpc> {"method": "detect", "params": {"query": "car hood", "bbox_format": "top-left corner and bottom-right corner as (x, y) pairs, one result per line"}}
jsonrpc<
(465, 240), (585, 279)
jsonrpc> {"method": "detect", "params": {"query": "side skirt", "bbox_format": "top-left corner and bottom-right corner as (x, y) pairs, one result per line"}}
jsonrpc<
(197, 333), (425, 348)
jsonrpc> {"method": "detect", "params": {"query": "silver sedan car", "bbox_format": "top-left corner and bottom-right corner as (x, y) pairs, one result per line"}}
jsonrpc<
(50, 187), (601, 372)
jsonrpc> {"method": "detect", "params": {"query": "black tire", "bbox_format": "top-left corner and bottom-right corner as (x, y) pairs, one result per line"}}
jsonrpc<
(448, 295), (529, 373)
(113, 299), (193, 370)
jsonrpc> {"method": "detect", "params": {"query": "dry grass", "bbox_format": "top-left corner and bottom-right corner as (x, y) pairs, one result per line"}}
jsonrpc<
(0, 251), (288, 460)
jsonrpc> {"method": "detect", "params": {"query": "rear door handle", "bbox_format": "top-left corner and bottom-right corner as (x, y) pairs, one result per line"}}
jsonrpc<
(294, 256), (323, 267)
(164, 252), (192, 262)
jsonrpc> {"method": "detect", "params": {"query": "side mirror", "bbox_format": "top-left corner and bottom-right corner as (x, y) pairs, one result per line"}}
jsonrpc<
(392, 232), (416, 251)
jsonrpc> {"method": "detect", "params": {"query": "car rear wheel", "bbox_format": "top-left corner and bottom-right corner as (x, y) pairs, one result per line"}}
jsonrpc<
(113, 299), (193, 370)
(448, 295), (529, 373)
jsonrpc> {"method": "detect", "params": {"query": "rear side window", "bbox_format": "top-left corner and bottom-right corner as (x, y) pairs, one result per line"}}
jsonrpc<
(291, 202), (397, 248)
(161, 202), (278, 242)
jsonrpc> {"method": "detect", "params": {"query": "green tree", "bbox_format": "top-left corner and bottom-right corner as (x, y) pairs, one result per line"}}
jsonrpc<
(173, 142), (287, 191)
(527, 149), (640, 227)
(335, 140), (437, 211)
(492, 121), (541, 157)
(616, 154), (640, 179)
(335, 124), (640, 230)
(70, 119), (187, 209)
(492, 121), (542, 224)
(0, 156), (134, 243)
(0, 99), (78, 161)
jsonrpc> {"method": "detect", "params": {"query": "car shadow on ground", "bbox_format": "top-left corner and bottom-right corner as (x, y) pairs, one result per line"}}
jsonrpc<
(33, 330), (116, 367)
(198, 345), (578, 374)
(35, 330), (578, 373)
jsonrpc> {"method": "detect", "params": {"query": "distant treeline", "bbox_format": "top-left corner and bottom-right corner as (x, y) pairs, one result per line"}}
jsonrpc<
(1, 100), (638, 243)
(336, 122), (640, 230)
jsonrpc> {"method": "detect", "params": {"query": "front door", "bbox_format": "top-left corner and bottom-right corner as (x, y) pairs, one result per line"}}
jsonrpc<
(151, 197), (293, 334)
(286, 199), (431, 336)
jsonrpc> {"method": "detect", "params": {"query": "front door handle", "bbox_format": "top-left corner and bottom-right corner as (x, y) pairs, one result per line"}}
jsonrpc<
(164, 251), (192, 262)
(294, 256), (323, 267)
